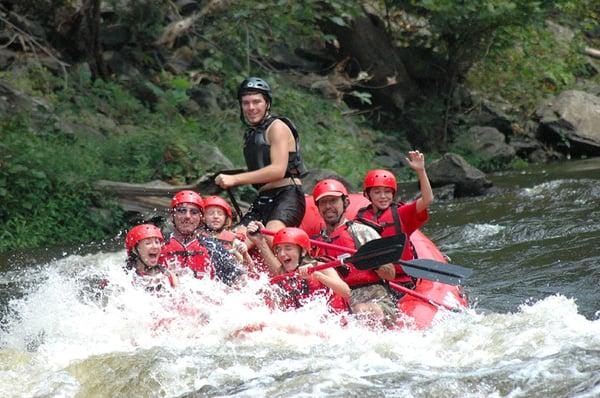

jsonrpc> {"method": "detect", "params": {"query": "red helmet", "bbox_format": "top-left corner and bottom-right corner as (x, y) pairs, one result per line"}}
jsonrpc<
(171, 190), (203, 210)
(272, 227), (311, 252)
(203, 195), (233, 219)
(125, 224), (164, 254)
(312, 179), (349, 202)
(363, 169), (397, 195)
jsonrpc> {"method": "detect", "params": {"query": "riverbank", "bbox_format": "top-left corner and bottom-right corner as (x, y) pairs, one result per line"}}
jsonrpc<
(1, 1), (599, 254)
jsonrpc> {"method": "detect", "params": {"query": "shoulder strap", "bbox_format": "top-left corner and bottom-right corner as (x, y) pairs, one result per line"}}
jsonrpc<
(390, 202), (403, 235)
(355, 205), (383, 234)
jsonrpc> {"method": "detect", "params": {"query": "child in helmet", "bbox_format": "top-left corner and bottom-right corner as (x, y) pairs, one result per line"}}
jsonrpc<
(355, 151), (433, 291)
(200, 195), (254, 269)
(246, 221), (350, 312)
(125, 224), (178, 292)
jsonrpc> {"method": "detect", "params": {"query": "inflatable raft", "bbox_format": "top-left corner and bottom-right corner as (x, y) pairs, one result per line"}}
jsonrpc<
(299, 193), (468, 329)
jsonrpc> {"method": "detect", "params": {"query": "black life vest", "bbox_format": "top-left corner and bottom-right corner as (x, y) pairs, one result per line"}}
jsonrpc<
(243, 115), (308, 189)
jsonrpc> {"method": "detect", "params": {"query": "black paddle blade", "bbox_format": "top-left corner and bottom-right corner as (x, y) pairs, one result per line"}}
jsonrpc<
(398, 259), (473, 286)
(346, 235), (406, 269)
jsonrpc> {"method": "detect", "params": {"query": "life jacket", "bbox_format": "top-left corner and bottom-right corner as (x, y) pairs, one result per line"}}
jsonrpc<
(274, 275), (349, 313)
(312, 222), (382, 287)
(160, 237), (214, 279)
(356, 203), (415, 283)
(243, 115), (308, 189)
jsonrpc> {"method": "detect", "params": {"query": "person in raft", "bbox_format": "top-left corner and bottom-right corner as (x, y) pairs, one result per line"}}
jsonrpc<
(159, 190), (245, 286)
(214, 77), (308, 233)
(311, 178), (397, 326)
(246, 222), (350, 312)
(200, 195), (255, 270)
(355, 151), (433, 292)
(124, 224), (178, 292)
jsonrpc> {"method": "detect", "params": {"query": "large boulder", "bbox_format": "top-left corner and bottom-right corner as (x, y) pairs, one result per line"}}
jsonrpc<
(468, 126), (516, 166)
(536, 90), (600, 157)
(428, 153), (493, 197)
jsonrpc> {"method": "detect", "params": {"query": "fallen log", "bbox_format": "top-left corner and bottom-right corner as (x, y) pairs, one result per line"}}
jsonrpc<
(94, 169), (249, 215)
(584, 47), (600, 59)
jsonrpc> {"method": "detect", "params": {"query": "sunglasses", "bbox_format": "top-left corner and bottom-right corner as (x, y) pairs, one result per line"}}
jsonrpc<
(174, 207), (201, 215)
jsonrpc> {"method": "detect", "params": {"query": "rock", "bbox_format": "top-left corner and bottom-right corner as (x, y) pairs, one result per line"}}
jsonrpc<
(432, 185), (455, 201)
(468, 126), (516, 165)
(536, 90), (600, 157)
(0, 49), (17, 69)
(189, 83), (223, 111)
(428, 153), (493, 197)
(0, 80), (57, 128)
(464, 95), (515, 136)
(99, 24), (130, 49)
(8, 11), (46, 41)
(188, 143), (235, 172)
(270, 44), (323, 72)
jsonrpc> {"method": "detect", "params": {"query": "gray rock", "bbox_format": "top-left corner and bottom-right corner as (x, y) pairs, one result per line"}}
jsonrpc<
(536, 90), (600, 156)
(428, 153), (493, 197)
(189, 143), (235, 173)
(469, 126), (516, 164)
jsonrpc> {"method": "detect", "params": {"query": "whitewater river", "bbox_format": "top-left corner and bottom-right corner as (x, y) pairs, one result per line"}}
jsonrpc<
(1, 158), (599, 397)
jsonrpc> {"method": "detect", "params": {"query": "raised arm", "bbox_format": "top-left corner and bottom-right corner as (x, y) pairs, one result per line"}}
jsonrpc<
(406, 150), (434, 214)
(246, 221), (284, 276)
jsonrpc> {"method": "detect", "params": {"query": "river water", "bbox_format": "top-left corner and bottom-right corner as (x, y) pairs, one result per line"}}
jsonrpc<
(1, 158), (599, 398)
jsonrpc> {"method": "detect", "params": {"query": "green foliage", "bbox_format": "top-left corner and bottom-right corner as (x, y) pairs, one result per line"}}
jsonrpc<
(0, 115), (125, 253)
(468, 22), (591, 111)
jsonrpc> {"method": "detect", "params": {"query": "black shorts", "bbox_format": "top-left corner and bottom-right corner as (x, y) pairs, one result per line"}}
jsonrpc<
(240, 185), (306, 227)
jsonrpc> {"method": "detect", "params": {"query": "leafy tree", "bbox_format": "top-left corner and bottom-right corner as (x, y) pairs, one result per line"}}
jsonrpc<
(384, 0), (572, 145)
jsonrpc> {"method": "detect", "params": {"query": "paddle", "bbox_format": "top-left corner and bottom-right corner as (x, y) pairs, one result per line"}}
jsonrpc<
(226, 188), (244, 221)
(259, 227), (382, 255)
(388, 281), (460, 311)
(270, 236), (405, 284)
(260, 228), (472, 286)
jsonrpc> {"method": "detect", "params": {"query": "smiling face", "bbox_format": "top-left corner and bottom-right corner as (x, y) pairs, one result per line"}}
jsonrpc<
(173, 203), (202, 236)
(240, 92), (269, 125)
(274, 243), (303, 272)
(367, 186), (395, 211)
(136, 237), (162, 267)
(204, 206), (228, 231)
(316, 195), (346, 228)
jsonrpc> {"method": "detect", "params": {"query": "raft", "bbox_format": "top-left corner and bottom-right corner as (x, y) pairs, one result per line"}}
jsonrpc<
(299, 193), (468, 329)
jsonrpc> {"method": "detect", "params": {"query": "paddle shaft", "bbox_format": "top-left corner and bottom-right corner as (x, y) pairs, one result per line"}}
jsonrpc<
(389, 281), (458, 311)
(225, 188), (243, 221)
(269, 256), (349, 284)
(260, 228), (358, 254)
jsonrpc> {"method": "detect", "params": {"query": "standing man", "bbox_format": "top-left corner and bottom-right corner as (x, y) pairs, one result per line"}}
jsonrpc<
(214, 77), (308, 233)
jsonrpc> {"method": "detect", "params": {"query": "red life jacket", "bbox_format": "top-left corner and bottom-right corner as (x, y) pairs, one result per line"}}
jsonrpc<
(312, 222), (382, 287)
(274, 275), (348, 313)
(160, 237), (214, 279)
(356, 203), (416, 283)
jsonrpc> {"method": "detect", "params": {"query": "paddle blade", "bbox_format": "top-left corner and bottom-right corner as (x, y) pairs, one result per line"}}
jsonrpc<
(347, 235), (405, 270)
(398, 259), (473, 286)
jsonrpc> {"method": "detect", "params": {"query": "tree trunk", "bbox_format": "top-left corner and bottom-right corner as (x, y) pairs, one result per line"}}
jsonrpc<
(81, 0), (107, 80)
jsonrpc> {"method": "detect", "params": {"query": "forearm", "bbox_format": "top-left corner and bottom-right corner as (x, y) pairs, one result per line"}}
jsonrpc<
(254, 239), (283, 276)
(415, 168), (433, 213)
(315, 271), (351, 299)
